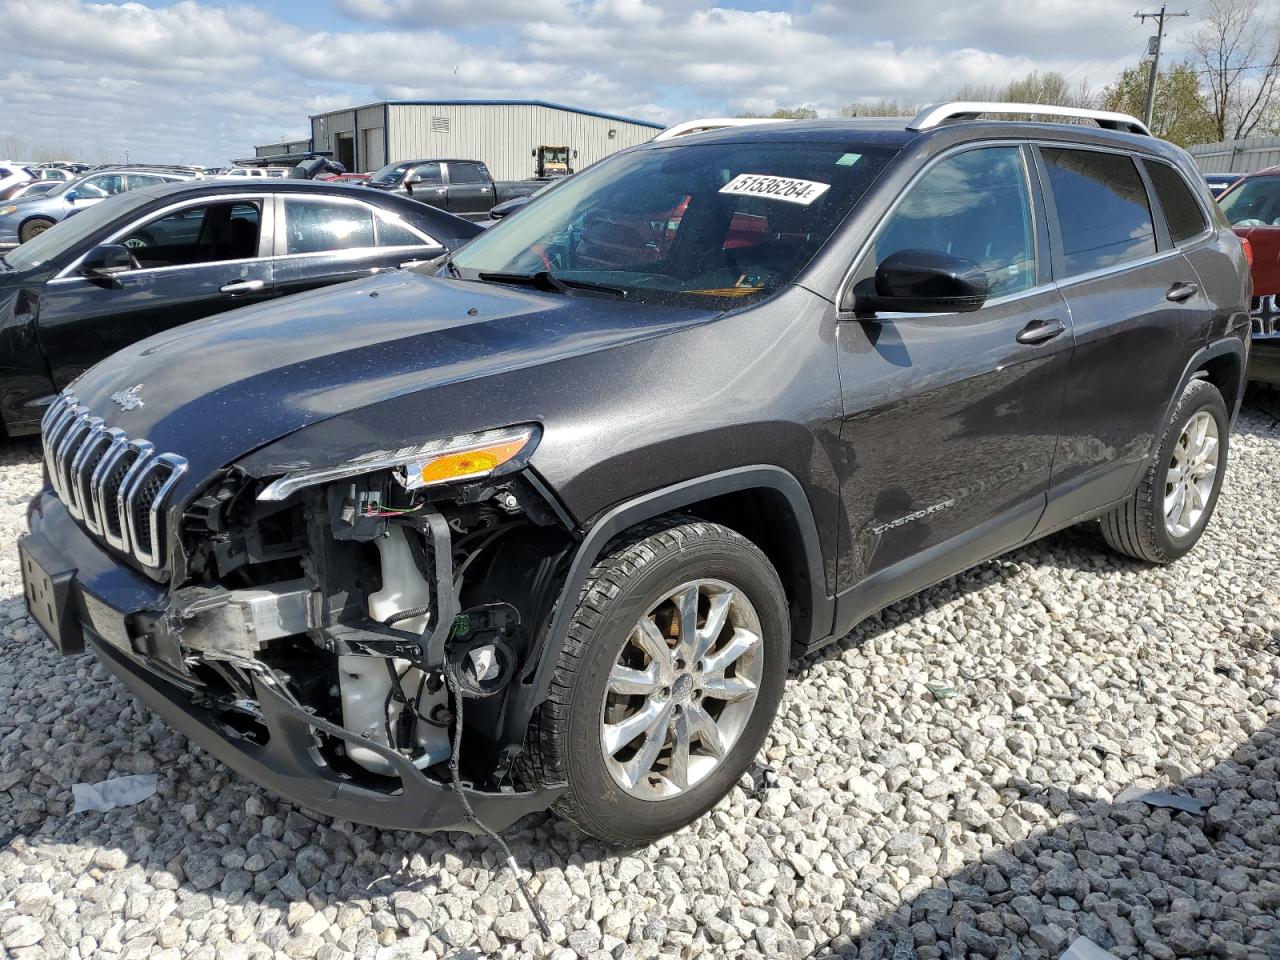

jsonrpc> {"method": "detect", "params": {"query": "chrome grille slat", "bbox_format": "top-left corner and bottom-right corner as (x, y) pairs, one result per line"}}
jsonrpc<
(39, 392), (186, 572)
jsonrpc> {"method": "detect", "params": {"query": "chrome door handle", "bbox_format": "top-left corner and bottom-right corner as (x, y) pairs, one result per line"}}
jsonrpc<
(1167, 282), (1199, 302)
(435, 188), (446, 195)
(1016, 318), (1066, 345)
(220, 279), (265, 295)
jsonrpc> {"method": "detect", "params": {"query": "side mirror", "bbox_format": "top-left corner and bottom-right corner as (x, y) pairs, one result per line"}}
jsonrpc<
(64, 190), (80, 203)
(81, 243), (134, 279)
(844, 249), (988, 315)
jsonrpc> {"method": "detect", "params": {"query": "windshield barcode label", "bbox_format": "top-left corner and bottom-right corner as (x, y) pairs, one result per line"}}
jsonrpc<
(719, 174), (831, 205)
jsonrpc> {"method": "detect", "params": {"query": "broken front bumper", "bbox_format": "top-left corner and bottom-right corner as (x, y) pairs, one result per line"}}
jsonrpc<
(21, 490), (560, 833)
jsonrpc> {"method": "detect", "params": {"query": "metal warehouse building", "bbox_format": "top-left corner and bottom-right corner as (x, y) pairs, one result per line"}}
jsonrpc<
(302, 99), (663, 179)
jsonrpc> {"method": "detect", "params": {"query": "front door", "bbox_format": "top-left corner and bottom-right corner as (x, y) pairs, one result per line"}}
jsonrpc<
(834, 144), (1072, 621)
(37, 197), (273, 388)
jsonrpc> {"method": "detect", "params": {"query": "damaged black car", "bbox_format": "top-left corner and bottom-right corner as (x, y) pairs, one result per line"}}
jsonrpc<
(19, 106), (1249, 846)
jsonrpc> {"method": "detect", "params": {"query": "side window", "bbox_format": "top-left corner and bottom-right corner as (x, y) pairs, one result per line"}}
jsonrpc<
(411, 163), (443, 186)
(1041, 148), (1156, 275)
(78, 174), (126, 199)
(1146, 161), (1209, 244)
(448, 163), (485, 185)
(126, 174), (169, 190)
(121, 201), (262, 267)
(282, 199), (375, 254)
(376, 211), (431, 247)
(875, 146), (1036, 298)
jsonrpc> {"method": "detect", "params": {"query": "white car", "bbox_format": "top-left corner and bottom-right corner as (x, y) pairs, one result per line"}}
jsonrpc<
(0, 164), (33, 196)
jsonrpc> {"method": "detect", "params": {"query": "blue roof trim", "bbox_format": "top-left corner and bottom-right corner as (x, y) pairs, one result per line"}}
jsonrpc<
(314, 99), (664, 130)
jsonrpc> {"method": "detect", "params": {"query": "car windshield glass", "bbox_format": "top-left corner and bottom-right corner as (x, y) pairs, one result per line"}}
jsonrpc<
(1218, 177), (1280, 226)
(3, 191), (152, 270)
(451, 140), (898, 306)
(369, 162), (413, 187)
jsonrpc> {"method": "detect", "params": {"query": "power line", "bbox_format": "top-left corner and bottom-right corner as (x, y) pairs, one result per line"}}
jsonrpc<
(1063, 20), (1146, 84)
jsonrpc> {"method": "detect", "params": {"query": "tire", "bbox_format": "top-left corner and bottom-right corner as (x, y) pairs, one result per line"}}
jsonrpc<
(1100, 378), (1228, 563)
(19, 218), (54, 244)
(526, 516), (789, 845)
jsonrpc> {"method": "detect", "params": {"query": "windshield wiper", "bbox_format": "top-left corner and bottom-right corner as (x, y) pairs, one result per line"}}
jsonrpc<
(477, 270), (626, 298)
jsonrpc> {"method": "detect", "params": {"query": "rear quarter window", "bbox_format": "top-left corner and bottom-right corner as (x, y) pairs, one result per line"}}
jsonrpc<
(1041, 147), (1156, 276)
(1146, 161), (1209, 243)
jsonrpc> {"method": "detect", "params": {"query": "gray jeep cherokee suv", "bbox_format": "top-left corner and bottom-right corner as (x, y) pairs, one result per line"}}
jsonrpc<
(20, 103), (1249, 846)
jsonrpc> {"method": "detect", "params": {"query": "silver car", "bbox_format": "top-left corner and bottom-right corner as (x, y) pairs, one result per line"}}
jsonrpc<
(0, 168), (194, 248)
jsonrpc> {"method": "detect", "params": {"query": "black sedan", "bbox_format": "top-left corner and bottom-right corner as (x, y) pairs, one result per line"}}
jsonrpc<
(0, 180), (481, 435)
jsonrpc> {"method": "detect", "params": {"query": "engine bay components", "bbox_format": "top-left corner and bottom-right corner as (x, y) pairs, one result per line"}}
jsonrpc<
(172, 459), (575, 794)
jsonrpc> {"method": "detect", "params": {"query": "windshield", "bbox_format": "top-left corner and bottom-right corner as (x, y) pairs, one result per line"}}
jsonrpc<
(3, 190), (152, 271)
(1219, 176), (1280, 226)
(451, 139), (897, 306)
(369, 162), (413, 187)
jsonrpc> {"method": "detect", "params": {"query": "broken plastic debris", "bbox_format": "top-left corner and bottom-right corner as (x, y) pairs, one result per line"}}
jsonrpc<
(72, 774), (158, 813)
(1114, 785), (1203, 815)
(1060, 936), (1122, 960)
(925, 682), (958, 701)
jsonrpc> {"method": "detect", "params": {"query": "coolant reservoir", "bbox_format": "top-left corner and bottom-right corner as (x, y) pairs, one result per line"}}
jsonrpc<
(340, 524), (449, 776)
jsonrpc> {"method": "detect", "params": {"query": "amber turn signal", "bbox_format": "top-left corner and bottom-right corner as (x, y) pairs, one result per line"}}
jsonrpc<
(416, 437), (529, 486)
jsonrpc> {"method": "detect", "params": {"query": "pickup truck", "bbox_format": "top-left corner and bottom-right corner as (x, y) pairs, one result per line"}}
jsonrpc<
(362, 159), (544, 221)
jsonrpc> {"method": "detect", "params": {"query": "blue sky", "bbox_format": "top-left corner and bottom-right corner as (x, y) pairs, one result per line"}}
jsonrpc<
(0, 0), (1201, 165)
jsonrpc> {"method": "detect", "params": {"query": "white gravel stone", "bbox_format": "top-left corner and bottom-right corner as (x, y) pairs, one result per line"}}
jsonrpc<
(0, 401), (1276, 959)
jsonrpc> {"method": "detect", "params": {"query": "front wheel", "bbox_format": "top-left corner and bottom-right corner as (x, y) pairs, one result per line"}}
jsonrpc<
(527, 517), (789, 845)
(19, 218), (54, 244)
(1100, 378), (1228, 563)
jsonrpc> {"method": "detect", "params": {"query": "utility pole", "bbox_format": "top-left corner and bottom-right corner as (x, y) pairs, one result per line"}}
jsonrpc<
(1135, 5), (1190, 128)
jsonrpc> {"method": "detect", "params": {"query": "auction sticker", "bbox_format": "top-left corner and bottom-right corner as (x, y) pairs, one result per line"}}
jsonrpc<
(719, 173), (831, 205)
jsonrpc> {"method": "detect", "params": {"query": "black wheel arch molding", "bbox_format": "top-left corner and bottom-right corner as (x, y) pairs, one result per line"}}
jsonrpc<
(500, 464), (833, 753)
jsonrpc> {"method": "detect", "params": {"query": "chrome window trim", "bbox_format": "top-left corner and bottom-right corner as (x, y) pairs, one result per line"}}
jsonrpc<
(836, 137), (1191, 314)
(1052, 247), (1181, 291)
(52, 192), (271, 281)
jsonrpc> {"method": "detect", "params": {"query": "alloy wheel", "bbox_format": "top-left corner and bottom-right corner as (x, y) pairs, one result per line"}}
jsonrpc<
(1165, 409), (1220, 538)
(599, 579), (763, 800)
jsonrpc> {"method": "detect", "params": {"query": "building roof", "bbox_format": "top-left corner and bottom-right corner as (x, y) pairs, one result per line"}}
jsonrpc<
(311, 99), (665, 130)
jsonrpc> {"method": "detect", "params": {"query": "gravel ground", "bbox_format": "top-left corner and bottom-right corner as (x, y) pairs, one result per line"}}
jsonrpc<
(0, 397), (1277, 960)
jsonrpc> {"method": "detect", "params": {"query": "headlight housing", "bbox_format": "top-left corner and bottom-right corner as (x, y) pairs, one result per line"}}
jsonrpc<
(256, 425), (539, 501)
(0, 206), (17, 217)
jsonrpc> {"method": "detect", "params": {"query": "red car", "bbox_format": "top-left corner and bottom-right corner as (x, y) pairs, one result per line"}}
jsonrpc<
(1218, 169), (1280, 383)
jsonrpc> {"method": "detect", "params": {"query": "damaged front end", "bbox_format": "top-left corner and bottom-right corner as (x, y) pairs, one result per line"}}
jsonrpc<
(140, 424), (576, 831)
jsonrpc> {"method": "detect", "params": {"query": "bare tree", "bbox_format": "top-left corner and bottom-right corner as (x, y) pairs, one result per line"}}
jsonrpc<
(1191, 0), (1280, 140)
(840, 99), (920, 118)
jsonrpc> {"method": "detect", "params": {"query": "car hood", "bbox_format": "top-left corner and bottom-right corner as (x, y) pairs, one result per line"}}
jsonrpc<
(68, 271), (718, 488)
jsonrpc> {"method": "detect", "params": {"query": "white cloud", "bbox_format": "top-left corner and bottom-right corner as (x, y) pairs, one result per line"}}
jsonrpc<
(0, 0), (1186, 165)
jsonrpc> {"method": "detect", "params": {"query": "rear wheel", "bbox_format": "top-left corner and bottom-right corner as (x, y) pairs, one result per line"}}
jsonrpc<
(1100, 378), (1228, 563)
(19, 218), (54, 244)
(526, 517), (789, 844)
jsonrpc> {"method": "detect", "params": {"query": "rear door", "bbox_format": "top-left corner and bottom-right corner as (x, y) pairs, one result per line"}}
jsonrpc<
(270, 193), (445, 298)
(442, 162), (494, 218)
(1033, 145), (1210, 530)
(36, 196), (274, 388)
